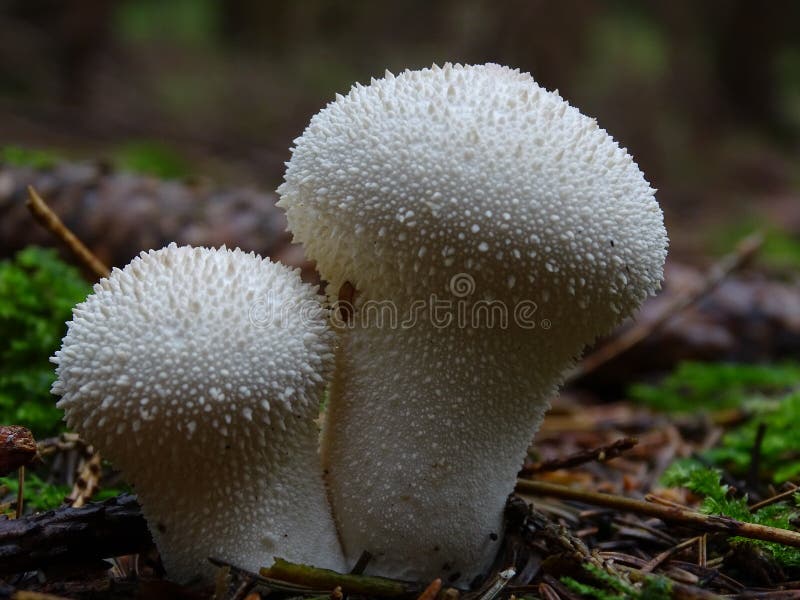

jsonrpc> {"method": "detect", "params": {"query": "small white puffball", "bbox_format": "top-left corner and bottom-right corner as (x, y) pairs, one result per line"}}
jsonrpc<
(279, 63), (668, 585)
(52, 243), (345, 582)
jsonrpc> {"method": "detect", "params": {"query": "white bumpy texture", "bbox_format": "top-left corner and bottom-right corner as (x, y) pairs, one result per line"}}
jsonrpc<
(52, 244), (346, 583)
(279, 63), (668, 586)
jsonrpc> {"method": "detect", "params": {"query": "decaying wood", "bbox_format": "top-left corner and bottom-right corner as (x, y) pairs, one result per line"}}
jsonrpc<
(0, 494), (152, 574)
(0, 426), (37, 477)
(26, 185), (110, 279)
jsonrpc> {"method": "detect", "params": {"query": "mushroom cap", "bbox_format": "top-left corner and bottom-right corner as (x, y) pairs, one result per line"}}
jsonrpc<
(279, 63), (667, 332)
(53, 243), (333, 458)
(53, 243), (333, 451)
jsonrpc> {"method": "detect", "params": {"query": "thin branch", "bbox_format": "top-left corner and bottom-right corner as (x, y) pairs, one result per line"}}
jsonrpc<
(748, 422), (768, 491)
(640, 536), (701, 573)
(516, 479), (800, 547)
(475, 567), (515, 600)
(571, 231), (763, 380)
(519, 437), (638, 475)
(209, 556), (326, 594)
(749, 484), (799, 513)
(260, 558), (419, 597)
(416, 578), (442, 600)
(15, 466), (24, 519)
(25, 185), (109, 279)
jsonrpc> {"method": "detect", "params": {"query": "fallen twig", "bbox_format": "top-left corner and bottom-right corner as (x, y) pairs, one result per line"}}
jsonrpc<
(571, 231), (763, 380)
(624, 566), (723, 600)
(7, 590), (75, 599)
(640, 536), (701, 573)
(750, 484), (799, 513)
(475, 568), (515, 600)
(210, 556), (323, 594)
(260, 558), (420, 597)
(415, 578), (442, 600)
(15, 467), (24, 519)
(25, 185), (109, 279)
(516, 479), (800, 548)
(519, 437), (638, 475)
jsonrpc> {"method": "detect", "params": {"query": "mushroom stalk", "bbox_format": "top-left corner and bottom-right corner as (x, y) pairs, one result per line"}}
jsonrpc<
(279, 63), (668, 586)
(52, 244), (346, 582)
(322, 320), (563, 585)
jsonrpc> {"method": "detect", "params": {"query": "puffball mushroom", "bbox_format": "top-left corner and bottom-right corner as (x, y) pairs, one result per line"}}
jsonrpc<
(279, 63), (668, 585)
(51, 244), (346, 583)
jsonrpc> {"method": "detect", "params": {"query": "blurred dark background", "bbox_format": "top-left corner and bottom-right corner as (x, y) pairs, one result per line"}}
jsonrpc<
(1, 0), (800, 266)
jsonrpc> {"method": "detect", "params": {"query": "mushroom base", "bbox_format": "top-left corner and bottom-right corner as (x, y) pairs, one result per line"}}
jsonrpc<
(321, 321), (565, 587)
(104, 418), (345, 584)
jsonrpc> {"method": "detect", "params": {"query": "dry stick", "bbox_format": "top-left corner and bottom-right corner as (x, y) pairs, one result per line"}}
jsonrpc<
(208, 557), (324, 595)
(516, 479), (800, 548)
(640, 536), (701, 573)
(699, 534), (707, 569)
(416, 578), (442, 600)
(481, 568), (517, 600)
(25, 185), (110, 279)
(748, 422), (768, 491)
(537, 581), (561, 600)
(570, 231), (764, 380)
(15, 465), (24, 519)
(520, 437), (638, 475)
(261, 558), (419, 597)
(624, 567), (723, 600)
(750, 484), (799, 513)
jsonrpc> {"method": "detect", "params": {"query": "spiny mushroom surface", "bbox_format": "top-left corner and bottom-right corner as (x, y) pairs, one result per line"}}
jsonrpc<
(279, 63), (668, 585)
(52, 243), (345, 583)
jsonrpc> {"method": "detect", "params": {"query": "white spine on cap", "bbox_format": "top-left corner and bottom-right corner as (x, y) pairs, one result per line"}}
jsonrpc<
(280, 63), (668, 585)
(52, 244), (346, 582)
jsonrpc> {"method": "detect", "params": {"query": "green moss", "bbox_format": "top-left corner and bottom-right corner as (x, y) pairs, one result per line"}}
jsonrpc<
(113, 141), (190, 179)
(562, 563), (671, 600)
(662, 459), (800, 566)
(640, 361), (800, 566)
(629, 361), (800, 413)
(0, 145), (60, 169)
(113, 0), (219, 47)
(713, 222), (800, 271)
(636, 362), (800, 484)
(708, 392), (800, 483)
(0, 472), (70, 512)
(0, 247), (91, 436)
